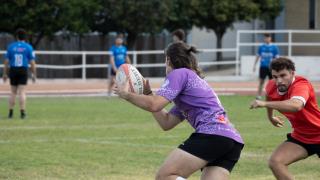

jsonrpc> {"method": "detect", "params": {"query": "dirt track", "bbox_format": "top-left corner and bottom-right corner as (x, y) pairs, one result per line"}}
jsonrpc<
(0, 79), (319, 97)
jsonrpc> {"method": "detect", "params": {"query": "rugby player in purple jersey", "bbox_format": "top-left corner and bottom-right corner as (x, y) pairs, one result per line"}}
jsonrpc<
(114, 42), (244, 180)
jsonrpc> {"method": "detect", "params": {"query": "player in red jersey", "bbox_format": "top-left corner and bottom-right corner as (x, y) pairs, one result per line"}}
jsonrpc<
(250, 57), (320, 180)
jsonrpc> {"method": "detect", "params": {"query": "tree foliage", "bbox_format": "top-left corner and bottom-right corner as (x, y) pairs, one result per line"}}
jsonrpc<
(0, 0), (101, 48)
(0, 0), (283, 50)
(96, 0), (169, 49)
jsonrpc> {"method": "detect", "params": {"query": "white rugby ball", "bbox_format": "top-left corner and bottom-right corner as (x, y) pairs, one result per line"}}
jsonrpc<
(116, 64), (144, 94)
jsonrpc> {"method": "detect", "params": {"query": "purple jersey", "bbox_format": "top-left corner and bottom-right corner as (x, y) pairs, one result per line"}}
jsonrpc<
(156, 68), (243, 144)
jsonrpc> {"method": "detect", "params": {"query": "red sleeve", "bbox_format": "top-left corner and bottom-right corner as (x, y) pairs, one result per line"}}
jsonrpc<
(265, 80), (274, 99)
(289, 80), (310, 104)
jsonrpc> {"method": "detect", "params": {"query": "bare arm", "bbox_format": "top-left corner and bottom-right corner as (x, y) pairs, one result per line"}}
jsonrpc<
(253, 55), (260, 72)
(125, 55), (131, 64)
(250, 98), (304, 112)
(152, 110), (182, 131)
(110, 56), (117, 72)
(3, 59), (9, 82)
(121, 92), (169, 112)
(30, 60), (37, 74)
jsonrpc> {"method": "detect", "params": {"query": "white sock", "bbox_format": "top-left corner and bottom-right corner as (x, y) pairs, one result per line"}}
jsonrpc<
(176, 177), (187, 180)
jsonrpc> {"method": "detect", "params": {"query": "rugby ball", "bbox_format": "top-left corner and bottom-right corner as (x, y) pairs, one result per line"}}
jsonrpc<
(115, 64), (144, 94)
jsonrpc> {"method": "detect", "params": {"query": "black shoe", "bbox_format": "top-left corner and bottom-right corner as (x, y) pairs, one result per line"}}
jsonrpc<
(8, 110), (13, 119)
(20, 113), (26, 119)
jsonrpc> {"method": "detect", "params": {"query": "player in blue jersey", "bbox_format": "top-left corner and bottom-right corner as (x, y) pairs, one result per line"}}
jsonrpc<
(253, 33), (279, 100)
(3, 28), (37, 119)
(107, 35), (131, 96)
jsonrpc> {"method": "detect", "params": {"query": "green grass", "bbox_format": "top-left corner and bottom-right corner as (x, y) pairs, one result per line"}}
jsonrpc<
(0, 96), (318, 179)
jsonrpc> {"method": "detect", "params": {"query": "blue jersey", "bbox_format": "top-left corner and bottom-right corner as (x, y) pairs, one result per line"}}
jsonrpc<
(109, 45), (127, 68)
(257, 43), (279, 68)
(5, 41), (35, 68)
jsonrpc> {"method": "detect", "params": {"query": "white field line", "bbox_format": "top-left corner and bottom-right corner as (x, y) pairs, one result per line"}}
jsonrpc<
(0, 87), (259, 97)
(0, 137), (269, 158)
(0, 124), (155, 130)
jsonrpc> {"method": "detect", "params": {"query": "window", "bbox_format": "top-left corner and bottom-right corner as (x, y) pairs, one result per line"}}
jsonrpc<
(309, 0), (316, 29)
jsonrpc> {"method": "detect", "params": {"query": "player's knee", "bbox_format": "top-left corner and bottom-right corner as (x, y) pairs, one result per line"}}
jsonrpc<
(155, 167), (172, 180)
(268, 155), (282, 169)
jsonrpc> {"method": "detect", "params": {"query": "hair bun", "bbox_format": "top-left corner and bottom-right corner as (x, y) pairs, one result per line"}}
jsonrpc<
(187, 46), (198, 54)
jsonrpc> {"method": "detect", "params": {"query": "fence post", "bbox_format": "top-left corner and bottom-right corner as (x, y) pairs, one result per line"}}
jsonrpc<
(235, 31), (240, 76)
(288, 30), (292, 57)
(133, 51), (137, 66)
(82, 52), (86, 80)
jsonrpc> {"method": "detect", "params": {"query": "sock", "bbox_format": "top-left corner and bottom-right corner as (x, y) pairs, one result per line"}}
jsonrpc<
(8, 109), (13, 117)
(176, 177), (187, 180)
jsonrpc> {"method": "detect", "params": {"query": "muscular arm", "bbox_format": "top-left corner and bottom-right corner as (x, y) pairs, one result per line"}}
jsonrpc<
(251, 98), (304, 112)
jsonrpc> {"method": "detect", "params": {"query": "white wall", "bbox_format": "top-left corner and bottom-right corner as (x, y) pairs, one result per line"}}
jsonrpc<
(241, 55), (320, 80)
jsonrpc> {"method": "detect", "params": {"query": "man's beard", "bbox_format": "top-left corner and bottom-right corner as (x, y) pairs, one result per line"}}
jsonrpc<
(277, 85), (288, 92)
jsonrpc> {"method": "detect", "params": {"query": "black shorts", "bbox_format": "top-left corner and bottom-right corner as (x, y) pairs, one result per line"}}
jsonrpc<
(286, 133), (320, 158)
(178, 133), (244, 172)
(111, 69), (116, 76)
(259, 67), (272, 80)
(9, 67), (28, 86)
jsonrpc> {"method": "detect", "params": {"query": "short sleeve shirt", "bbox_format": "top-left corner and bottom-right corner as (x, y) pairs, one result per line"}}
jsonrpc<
(266, 76), (320, 144)
(5, 41), (35, 68)
(156, 68), (243, 144)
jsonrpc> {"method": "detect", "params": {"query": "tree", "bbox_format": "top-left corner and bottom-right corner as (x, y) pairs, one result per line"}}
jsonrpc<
(98, 0), (170, 49)
(164, 0), (194, 33)
(254, 0), (283, 29)
(190, 0), (260, 62)
(0, 0), (101, 48)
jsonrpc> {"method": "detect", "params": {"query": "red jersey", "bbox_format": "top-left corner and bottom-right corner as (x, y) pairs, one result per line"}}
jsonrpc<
(266, 76), (320, 144)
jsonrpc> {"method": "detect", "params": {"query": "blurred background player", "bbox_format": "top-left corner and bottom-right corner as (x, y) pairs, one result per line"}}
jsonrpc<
(253, 33), (279, 100)
(171, 29), (186, 43)
(107, 35), (131, 96)
(114, 42), (244, 180)
(3, 28), (37, 119)
(250, 57), (320, 180)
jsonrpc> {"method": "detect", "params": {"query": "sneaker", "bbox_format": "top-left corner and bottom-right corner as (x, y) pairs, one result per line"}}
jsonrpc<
(256, 96), (262, 100)
(8, 111), (13, 119)
(20, 113), (26, 119)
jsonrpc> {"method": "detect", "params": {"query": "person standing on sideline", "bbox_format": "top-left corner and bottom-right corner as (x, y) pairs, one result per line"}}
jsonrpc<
(3, 28), (36, 119)
(172, 29), (186, 43)
(253, 33), (279, 100)
(114, 42), (244, 180)
(107, 35), (131, 96)
(250, 57), (320, 180)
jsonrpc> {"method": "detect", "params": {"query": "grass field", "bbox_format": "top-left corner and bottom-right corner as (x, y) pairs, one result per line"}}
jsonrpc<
(0, 96), (318, 180)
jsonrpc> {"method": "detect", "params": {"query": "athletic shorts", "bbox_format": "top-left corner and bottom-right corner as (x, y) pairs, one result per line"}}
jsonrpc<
(178, 133), (244, 172)
(259, 67), (272, 80)
(286, 133), (320, 158)
(111, 69), (116, 76)
(9, 67), (28, 86)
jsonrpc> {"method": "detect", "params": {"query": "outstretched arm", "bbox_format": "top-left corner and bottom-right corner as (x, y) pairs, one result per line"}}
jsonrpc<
(250, 98), (304, 112)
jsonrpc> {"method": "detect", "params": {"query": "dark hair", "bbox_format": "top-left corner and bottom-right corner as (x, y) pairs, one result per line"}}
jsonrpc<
(165, 42), (203, 78)
(264, 33), (271, 38)
(172, 29), (185, 41)
(270, 57), (295, 72)
(15, 28), (27, 40)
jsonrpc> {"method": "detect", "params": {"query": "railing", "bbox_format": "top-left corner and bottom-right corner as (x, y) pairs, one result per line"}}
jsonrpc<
(0, 48), (237, 80)
(236, 30), (320, 75)
(1, 29), (320, 79)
